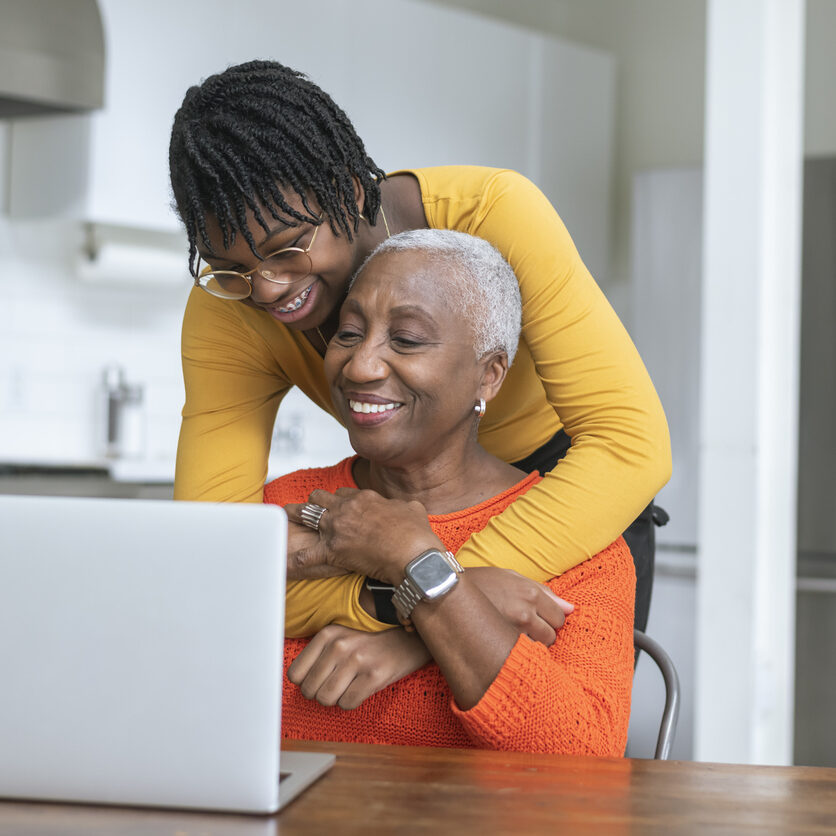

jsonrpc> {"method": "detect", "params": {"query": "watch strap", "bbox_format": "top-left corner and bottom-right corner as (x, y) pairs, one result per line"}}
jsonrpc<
(364, 577), (399, 625)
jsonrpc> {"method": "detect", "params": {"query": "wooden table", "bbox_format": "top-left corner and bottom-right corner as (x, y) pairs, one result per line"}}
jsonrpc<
(1, 740), (834, 835)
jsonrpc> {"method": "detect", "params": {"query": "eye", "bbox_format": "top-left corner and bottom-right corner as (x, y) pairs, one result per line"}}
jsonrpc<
(390, 333), (425, 350)
(334, 327), (363, 345)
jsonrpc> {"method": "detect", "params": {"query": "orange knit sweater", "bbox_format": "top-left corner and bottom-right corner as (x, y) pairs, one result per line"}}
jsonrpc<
(265, 458), (635, 756)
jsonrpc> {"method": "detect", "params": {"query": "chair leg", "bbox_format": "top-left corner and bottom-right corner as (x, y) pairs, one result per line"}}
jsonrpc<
(634, 629), (681, 760)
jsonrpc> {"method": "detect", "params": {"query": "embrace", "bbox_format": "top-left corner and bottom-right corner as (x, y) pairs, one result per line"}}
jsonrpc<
(266, 230), (635, 756)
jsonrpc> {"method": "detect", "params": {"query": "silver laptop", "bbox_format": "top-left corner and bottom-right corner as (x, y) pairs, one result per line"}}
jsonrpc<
(0, 494), (334, 814)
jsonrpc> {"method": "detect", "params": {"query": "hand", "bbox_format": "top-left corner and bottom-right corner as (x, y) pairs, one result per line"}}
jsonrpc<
(287, 624), (432, 710)
(466, 567), (573, 646)
(286, 488), (443, 584)
(286, 519), (349, 580)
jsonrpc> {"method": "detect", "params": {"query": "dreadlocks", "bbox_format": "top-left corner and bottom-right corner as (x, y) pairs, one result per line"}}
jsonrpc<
(169, 60), (386, 274)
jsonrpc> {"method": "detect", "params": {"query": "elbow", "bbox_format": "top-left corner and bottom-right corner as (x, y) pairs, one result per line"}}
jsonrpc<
(650, 432), (673, 494)
(639, 408), (672, 495)
(656, 423), (673, 490)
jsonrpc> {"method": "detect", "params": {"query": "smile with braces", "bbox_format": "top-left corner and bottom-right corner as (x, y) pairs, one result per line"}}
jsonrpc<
(277, 283), (313, 313)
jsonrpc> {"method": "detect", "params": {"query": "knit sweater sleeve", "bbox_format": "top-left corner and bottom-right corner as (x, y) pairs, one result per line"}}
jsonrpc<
(451, 537), (635, 756)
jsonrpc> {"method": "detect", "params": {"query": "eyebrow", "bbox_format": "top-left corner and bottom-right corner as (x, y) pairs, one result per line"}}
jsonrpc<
(198, 223), (303, 266)
(343, 299), (441, 330)
(389, 304), (439, 325)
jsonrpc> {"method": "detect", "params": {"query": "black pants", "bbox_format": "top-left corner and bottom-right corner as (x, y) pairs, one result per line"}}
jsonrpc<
(511, 430), (663, 633)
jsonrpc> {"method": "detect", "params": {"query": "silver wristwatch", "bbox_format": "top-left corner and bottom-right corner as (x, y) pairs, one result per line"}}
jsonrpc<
(391, 548), (464, 628)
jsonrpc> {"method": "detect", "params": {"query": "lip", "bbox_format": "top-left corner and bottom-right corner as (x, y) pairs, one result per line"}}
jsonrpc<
(261, 280), (319, 324)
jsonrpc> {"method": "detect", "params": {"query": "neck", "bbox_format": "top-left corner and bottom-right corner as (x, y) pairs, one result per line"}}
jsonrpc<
(354, 440), (524, 515)
(379, 174), (429, 234)
(349, 177), (427, 274)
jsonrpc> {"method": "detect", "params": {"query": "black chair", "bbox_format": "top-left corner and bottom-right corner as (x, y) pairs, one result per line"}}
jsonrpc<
(623, 502), (669, 634)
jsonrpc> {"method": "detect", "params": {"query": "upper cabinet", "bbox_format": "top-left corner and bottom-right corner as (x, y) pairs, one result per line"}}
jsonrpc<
(6, 0), (614, 278)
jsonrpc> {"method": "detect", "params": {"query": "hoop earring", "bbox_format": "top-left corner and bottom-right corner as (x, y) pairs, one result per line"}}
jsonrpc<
(474, 398), (486, 419)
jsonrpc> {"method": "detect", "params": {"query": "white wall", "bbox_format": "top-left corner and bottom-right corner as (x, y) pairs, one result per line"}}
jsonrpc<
(0, 0), (614, 476)
(426, 0), (836, 323)
(423, 0), (706, 320)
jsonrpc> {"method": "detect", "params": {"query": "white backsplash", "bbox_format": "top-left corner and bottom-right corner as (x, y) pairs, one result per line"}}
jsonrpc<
(0, 209), (188, 469)
(0, 201), (352, 479)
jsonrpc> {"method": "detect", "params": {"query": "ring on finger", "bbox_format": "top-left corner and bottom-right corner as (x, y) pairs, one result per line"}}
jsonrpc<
(299, 502), (328, 532)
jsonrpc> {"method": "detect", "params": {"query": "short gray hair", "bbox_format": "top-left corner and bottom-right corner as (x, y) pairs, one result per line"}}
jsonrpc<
(354, 229), (522, 364)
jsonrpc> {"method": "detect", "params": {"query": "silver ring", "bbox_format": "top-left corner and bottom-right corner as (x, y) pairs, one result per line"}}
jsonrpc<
(299, 502), (328, 531)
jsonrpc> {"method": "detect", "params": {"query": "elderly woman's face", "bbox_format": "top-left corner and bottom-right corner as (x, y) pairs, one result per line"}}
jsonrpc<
(324, 250), (487, 468)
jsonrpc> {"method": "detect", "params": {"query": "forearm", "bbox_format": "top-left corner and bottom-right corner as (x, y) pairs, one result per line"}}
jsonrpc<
(455, 428), (671, 578)
(410, 574), (521, 710)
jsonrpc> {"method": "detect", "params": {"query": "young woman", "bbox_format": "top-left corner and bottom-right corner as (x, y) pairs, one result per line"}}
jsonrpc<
(168, 60), (670, 635)
(268, 231), (635, 755)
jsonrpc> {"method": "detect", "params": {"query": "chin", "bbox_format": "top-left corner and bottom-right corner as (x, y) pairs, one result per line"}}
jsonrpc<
(347, 436), (402, 467)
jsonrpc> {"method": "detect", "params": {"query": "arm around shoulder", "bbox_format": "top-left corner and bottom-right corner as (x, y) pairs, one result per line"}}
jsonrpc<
(454, 169), (671, 576)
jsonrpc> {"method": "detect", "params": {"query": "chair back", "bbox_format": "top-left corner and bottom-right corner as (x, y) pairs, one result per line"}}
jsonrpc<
(633, 629), (681, 759)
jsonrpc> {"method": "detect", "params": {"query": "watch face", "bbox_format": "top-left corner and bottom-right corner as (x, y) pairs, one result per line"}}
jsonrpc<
(408, 551), (458, 600)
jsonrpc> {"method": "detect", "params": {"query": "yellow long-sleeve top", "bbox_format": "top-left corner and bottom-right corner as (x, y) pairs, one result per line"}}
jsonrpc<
(175, 166), (671, 637)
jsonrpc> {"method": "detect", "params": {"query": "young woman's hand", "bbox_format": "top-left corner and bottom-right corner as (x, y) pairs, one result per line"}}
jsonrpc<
(466, 567), (573, 646)
(287, 625), (431, 710)
(286, 519), (348, 580)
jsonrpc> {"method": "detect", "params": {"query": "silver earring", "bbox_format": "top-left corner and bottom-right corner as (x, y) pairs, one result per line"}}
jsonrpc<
(474, 398), (486, 418)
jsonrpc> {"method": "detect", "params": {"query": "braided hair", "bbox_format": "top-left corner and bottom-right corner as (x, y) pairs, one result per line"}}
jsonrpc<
(169, 60), (386, 274)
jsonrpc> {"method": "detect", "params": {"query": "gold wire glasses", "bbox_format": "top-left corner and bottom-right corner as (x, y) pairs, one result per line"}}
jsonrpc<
(194, 218), (323, 301)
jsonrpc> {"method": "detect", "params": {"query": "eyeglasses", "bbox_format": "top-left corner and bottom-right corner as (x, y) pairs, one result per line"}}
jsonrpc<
(194, 218), (322, 301)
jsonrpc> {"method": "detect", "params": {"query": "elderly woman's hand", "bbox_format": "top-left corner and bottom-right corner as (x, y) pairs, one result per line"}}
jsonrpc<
(286, 488), (444, 584)
(287, 624), (431, 710)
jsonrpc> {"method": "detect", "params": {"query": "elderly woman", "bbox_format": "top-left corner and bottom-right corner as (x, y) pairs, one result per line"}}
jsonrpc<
(265, 230), (635, 756)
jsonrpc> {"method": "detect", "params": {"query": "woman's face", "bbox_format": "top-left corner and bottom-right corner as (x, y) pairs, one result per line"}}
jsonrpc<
(324, 250), (493, 469)
(196, 190), (368, 331)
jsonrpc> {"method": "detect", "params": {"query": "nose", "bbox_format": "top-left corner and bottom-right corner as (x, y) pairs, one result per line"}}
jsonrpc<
(341, 336), (388, 384)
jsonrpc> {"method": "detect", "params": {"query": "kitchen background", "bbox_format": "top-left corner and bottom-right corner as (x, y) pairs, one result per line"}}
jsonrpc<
(1, 0), (834, 765)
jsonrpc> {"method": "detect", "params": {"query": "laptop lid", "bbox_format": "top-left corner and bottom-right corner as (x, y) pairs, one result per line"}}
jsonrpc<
(0, 494), (316, 813)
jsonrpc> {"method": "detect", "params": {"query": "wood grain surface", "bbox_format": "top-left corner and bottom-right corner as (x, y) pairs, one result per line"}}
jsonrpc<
(0, 740), (834, 835)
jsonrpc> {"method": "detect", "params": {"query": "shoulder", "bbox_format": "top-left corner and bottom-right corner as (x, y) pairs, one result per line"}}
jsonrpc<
(392, 165), (535, 200)
(263, 457), (358, 506)
(395, 166), (554, 241)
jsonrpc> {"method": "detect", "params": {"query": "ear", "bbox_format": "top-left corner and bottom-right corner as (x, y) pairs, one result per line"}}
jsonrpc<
(352, 175), (366, 217)
(477, 351), (509, 403)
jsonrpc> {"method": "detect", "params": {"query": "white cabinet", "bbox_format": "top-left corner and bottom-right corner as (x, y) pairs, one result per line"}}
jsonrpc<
(631, 162), (836, 557)
(7, 0), (614, 280)
(631, 168), (703, 548)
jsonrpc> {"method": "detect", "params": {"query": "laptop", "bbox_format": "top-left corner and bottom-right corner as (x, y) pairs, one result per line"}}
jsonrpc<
(0, 494), (334, 814)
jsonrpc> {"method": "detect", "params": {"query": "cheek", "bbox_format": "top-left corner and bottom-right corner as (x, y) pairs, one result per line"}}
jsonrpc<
(320, 234), (361, 280)
(323, 351), (342, 388)
(421, 359), (481, 408)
